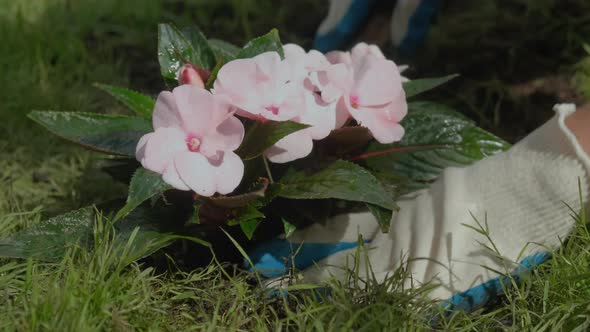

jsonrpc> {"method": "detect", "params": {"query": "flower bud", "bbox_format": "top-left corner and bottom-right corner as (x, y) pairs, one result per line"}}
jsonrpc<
(177, 64), (205, 88)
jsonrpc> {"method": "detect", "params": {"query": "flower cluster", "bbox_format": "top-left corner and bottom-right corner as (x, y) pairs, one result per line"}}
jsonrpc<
(137, 43), (408, 196)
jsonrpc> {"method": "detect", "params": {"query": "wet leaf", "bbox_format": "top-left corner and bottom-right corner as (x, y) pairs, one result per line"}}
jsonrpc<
(115, 168), (172, 220)
(208, 38), (240, 61)
(365, 102), (510, 192)
(236, 121), (309, 160)
(277, 160), (395, 209)
(28, 111), (152, 157)
(158, 23), (216, 85)
(366, 204), (393, 233)
(403, 74), (459, 98)
(181, 26), (216, 70)
(236, 29), (284, 59)
(0, 202), (208, 262)
(94, 83), (155, 118)
(208, 178), (269, 209)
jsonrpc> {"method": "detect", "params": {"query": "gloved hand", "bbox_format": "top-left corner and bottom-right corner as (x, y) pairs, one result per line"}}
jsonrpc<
(313, 0), (443, 56)
(246, 104), (590, 312)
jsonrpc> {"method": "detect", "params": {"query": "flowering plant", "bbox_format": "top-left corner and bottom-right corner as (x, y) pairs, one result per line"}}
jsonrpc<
(0, 25), (508, 261)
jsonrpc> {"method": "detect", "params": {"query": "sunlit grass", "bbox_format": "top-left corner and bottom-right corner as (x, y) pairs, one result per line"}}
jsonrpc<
(1, 0), (590, 330)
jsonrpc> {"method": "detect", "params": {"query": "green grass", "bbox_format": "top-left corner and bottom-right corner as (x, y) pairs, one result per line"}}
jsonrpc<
(574, 45), (590, 101)
(1, 0), (590, 330)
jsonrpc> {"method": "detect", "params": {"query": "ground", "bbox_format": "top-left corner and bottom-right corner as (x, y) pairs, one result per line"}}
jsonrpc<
(1, 0), (590, 330)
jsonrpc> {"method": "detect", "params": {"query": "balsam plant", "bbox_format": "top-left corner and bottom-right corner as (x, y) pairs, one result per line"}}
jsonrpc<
(0, 23), (509, 264)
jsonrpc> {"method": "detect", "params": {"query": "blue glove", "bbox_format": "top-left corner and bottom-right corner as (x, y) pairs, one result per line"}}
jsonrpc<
(313, 0), (443, 57)
(246, 237), (550, 315)
(313, 0), (379, 53)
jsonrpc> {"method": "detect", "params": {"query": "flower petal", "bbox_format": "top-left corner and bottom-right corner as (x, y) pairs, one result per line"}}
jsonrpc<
(162, 164), (190, 191)
(283, 44), (310, 84)
(200, 116), (245, 158)
(351, 42), (385, 61)
(214, 51), (303, 122)
(253, 52), (286, 81)
(284, 43), (306, 56)
(335, 98), (351, 129)
(153, 91), (182, 130)
(265, 129), (314, 163)
(212, 151), (244, 195)
(369, 120), (405, 144)
(283, 43), (306, 68)
(142, 127), (187, 173)
(305, 50), (330, 70)
(321, 63), (353, 103)
(213, 58), (260, 110)
(300, 93), (337, 140)
(353, 58), (402, 107)
(174, 151), (216, 196)
(273, 91), (305, 121)
(172, 85), (232, 135)
(349, 100), (407, 144)
(326, 50), (352, 66)
(135, 132), (153, 163)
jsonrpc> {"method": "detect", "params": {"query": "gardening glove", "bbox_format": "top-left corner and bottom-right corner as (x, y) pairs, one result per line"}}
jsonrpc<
(313, 0), (442, 56)
(247, 104), (590, 312)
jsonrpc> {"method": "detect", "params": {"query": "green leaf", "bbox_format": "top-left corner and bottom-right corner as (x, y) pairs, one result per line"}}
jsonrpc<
(226, 204), (264, 240)
(0, 202), (209, 262)
(277, 160), (395, 209)
(365, 102), (510, 192)
(227, 205), (265, 226)
(240, 219), (262, 240)
(282, 218), (297, 238)
(208, 38), (240, 61)
(205, 58), (223, 90)
(236, 121), (309, 160)
(189, 201), (202, 224)
(181, 26), (216, 70)
(158, 23), (216, 84)
(236, 29), (284, 59)
(0, 207), (95, 261)
(115, 168), (172, 220)
(94, 83), (155, 118)
(28, 111), (152, 156)
(403, 74), (459, 98)
(205, 39), (240, 89)
(366, 204), (393, 233)
(208, 177), (269, 209)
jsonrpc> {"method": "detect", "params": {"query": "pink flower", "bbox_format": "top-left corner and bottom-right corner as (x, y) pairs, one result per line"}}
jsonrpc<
(282, 44), (330, 82)
(265, 91), (337, 163)
(263, 44), (344, 163)
(326, 43), (407, 144)
(177, 64), (205, 88)
(136, 85), (245, 196)
(212, 52), (305, 122)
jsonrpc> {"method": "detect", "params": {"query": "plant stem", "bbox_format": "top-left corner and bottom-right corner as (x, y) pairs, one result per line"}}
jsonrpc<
(263, 156), (274, 183)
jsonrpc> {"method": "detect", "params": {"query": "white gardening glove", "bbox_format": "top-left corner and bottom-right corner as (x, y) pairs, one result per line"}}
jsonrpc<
(388, 120), (589, 300)
(248, 104), (590, 310)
